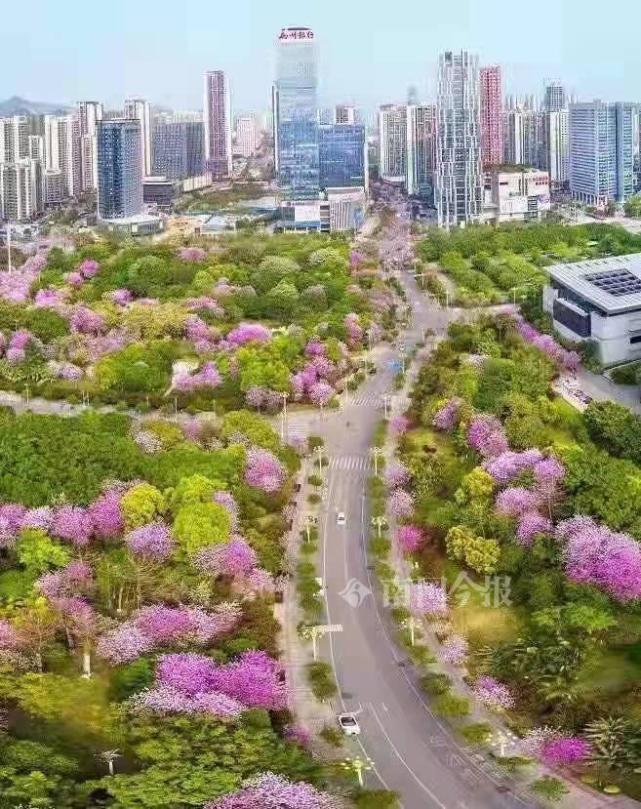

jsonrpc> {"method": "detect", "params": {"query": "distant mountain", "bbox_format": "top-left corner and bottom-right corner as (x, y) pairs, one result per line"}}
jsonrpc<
(0, 96), (70, 116)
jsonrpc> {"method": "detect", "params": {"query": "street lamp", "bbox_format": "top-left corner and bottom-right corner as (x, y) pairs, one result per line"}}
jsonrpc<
(340, 756), (373, 787)
(280, 391), (288, 441)
(369, 446), (384, 476)
(315, 445), (324, 476)
(381, 394), (392, 419)
(371, 515), (387, 537)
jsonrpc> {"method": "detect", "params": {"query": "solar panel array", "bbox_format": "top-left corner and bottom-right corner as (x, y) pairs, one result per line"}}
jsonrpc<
(584, 269), (641, 298)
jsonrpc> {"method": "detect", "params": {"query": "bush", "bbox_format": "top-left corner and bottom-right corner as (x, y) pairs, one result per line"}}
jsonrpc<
(420, 672), (452, 696)
(353, 790), (400, 809)
(610, 362), (641, 385)
(433, 693), (471, 717)
(460, 722), (492, 745)
(530, 776), (569, 803)
(319, 724), (343, 747)
(306, 661), (338, 701)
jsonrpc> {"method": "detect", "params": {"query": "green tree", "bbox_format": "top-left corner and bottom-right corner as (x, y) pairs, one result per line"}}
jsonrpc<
(173, 501), (231, 556)
(16, 529), (71, 575)
(121, 483), (166, 530)
(445, 526), (500, 574)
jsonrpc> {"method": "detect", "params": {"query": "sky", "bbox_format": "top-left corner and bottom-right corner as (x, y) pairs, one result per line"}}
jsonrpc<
(3, 0), (639, 114)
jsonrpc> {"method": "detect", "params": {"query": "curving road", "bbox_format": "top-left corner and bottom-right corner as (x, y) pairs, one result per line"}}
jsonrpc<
(314, 269), (536, 809)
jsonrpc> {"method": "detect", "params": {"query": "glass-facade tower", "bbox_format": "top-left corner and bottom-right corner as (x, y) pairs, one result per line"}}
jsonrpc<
(319, 124), (366, 190)
(273, 27), (319, 199)
(96, 119), (143, 219)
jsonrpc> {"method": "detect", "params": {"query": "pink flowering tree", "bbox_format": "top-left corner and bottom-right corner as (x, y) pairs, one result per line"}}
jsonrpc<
(472, 675), (514, 710)
(495, 487), (541, 518)
(441, 634), (468, 666)
(177, 246), (206, 262)
(89, 489), (124, 539)
(467, 415), (509, 459)
(51, 505), (94, 547)
(409, 582), (448, 617)
(483, 449), (543, 486)
(205, 773), (336, 809)
(245, 448), (286, 493)
(195, 537), (258, 579)
(395, 524), (424, 553)
(388, 488), (414, 518)
(125, 522), (174, 561)
(516, 511), (553, 546)
(541, 737), (591, 768)
(227, 323), (271, 346)
(433, 398), (462, 432)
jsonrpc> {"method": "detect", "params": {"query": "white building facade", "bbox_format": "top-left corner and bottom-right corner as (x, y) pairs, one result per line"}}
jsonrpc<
(488, 168), (551, 223)
(378, 104), (407, 184)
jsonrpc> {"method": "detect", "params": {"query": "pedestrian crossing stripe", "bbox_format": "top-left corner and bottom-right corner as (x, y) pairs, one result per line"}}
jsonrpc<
(342, 395), (382, 407)
(328, 455), (372, 471)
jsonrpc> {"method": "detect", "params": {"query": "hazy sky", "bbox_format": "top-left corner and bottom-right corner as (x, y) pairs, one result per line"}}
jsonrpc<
(4, 0), (639, 113)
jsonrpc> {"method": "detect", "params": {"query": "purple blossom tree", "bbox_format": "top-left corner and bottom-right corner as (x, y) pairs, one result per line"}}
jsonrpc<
(540, 737), (591, 768)
(89, 489), (124, 539)
(384, 461), (410, 489)
(245, 448), (286, 493)
(472, 676), (514, 710)
(388, 488), (414, 518)
(467, 416), (508, 459)
(516, 512), (553, 546)
(177, 246), (207, 262)
(195, 536), (258, 578)
(70, 307), (106, 335)
(109, 288), (133, 306)
(495, 487), (541, 518)
(78, 258), (100, 279)
(483, 449), (544, 485)
(433, 399), (462, 432)
(205, 773), (336, 809)
(51, 505), (94, 547)
(309, 381), (334, 407)
(227, 323), (271, 346)
(409, 582), (448, 616)
(125, 522), (174, 560)
(395, 524), (424, 553)
(441, 634), (468, 666)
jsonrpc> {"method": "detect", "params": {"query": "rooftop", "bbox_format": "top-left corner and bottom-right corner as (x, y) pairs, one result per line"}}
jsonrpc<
(548, 253), (641, 314)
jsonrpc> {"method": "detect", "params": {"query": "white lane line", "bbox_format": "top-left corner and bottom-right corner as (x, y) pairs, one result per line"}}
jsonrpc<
(321, 470), (399, 801)
(368, 703), (449, 809)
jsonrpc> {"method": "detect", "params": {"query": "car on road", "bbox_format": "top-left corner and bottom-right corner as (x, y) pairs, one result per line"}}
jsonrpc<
(338, 713), (360, 736)
(336, 512), (346, 526)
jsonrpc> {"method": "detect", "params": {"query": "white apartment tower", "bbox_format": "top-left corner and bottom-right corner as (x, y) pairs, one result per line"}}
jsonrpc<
(124, 98), (152, 177)
(235, 115), (258, 157)
(378, 104), (407, 184)
(43, 115), (81, 198)
(435, 51), (483, 228)
(77, 101), (103, 191)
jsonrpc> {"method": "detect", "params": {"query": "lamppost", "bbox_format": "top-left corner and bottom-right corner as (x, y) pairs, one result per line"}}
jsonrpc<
(315, 445), (324, 476)
(5, 221), (13, 274)
(371, 515), (387, 538)
(381, 394), (392, 419)
(340, 756), (373, 787)
(369, 446), (384, 476)
(280, 391), (288, 441)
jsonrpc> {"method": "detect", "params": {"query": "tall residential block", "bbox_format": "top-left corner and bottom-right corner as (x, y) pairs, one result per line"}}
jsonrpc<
(235, 115), (258, 157)
(319, 123), (367, 191)
(0, 160), (43, 221)
(406, 104), (437, 197)
(480, 66), (503, 167)
(43, 115), (81, 198)
(96, 119), (143, 220)
(378, 104), (407, 184)
(0, 116), (29, 163)
(435, 50), (483, 228)
(335, 104), (356, 125)
(77, 101), (103, 191)
(543, 109), (569, 189)
(273, 27), (319, 199)
(124, 98), (152, 177)
(203, 72), (232, 179)
(545, 82), (567, 113)
(569, 101), (635, 206)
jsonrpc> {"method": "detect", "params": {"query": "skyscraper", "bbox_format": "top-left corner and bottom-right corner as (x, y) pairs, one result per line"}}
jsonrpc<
(335, 104), (356, 125)
(203, 72), (232, 179)
(479, 66), (503, 167)
(77, 101), (103, 192)
(43, 115), (81, 198)
(378, 105), (407, 183)
(152, 117), (204, 180)
(544, 82), (567, 113)
(406, 104), (437, 197)
(96, 119), (143, 220)
(124, 98), (152, 177)
(543, 110), (569, 189)
(435, 50), (483, 228)
(273, 27), (319, 199)
(319, 123), (367, 191)
(569, 101), (635, 206)
(0, 116), (29, 163)
(0, 160), (43, 221)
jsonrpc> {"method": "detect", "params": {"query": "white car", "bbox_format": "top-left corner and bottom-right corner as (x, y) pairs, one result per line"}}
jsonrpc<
(338, 713), (361, 736)
(336, 512), (346, 526)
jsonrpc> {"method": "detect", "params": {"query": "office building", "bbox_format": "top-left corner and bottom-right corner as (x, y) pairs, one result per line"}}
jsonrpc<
(152, 118), (204, 180)
(124, 98), (152, 178)
(143, 176), (176, 208)
(203, 71), (232, 179)
(335, 104), (356, 125)
(435, 50), (483, 228)
(96, 119), (143, 220)
(479, 66), (503, 167)
(273, 27), (320, 200)
(378, 104), (407, 184)
(235, 115), (258, 157)
(320, 187), (367, 232)
(43, 115), (81, 198)
(319, 123), (367, 191)
(543, 254), (641, 364)
(0, 116), (29, 163)
(569, 101), (635, 206)
(406, 104), (436, 197)
(486, 167), (550, 223)
(545, 82), (567, 113)
(0, 160), (43, 221)
(543, 109), (569, 189)
(77, 101), (103, 192)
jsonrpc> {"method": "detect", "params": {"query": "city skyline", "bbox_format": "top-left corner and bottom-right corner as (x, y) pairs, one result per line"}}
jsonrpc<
(4, 0), (641, 114)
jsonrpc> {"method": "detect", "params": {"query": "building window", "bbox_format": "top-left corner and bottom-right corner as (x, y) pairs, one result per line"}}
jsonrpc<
(553, 299), (591, 338)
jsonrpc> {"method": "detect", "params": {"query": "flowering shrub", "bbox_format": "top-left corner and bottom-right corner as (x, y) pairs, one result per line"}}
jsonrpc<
(514, 318), (580, 371)
(441, 634), (468, 666)
(467, 415), (508, 459)
(483, 449), (543, 485)
(227, 323), (271, 346)
(70, 307), (106, 335)
(395, 523), (424, 553)
(472, 675), (514, 710)
(516, 511), (553, 546)
(195, 536), (258, 578)
(409, 582), (448, 616)
(541, 737), (591, 768)
(495, 487), (541, 518)
(177, 246), (206, 262)
(388, 488), (414, 517)
(109, 288), (133, 306)
(309, 380), (335, 407)
(344, 313), (363, 348)
(389, 415), (410, 435)
(433, 398), (462, 432)
(78, 258), (100, 279)
(173, 362), (222, 392)
(125, 522), (174, 560)
(51, 505), (94, 547)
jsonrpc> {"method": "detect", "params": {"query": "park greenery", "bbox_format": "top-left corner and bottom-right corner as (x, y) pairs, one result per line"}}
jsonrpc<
(0, 232), (399, 808)
(175, 183), (271, 214)
(388, 314), (641, 799)
(417, 221), (641, 308)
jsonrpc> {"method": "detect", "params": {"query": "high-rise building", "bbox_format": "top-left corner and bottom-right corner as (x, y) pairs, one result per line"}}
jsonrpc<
(503, 106), (544, 169)
(235, 115), (258, 157)
(96, 119), (143, 220)
(319, 123), (367, 191)
(570, 101), (635, 206)
(543, 109), (569, 189)
(0, 116), (29, 163)
(406, 104), (437, 197)
(77, 101), (103, 192)
(43, 115), (81, 198)
(44, 169), (64, 205)
(479, 66), (503, 167)
(0, 160), (43, 221)
(124, 98), (152, 178)
(435, 50), (483, 228)
(203, 72), (232, 179)
(335, 104), (356, 125)
(544, 82), (567, 113)
(152, 117), (204, 180)
(407, 86), (419, 106)
(378, 104), (407, 183)
(273, 27), (320, 199)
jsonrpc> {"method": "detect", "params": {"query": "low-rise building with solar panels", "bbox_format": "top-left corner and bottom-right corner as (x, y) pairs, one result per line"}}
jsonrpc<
(543, 254), (641, 365)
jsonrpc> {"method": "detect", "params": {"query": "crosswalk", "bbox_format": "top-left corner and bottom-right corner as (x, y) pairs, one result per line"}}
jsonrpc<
(328, 455), (371, 472)
(342, 394), (383, 408)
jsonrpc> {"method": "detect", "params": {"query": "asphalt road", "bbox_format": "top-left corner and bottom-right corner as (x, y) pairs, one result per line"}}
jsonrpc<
(315, 272), (536, 809)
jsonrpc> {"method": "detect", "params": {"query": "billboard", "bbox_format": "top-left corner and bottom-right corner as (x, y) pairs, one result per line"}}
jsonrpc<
(278, 27), (315, 41)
